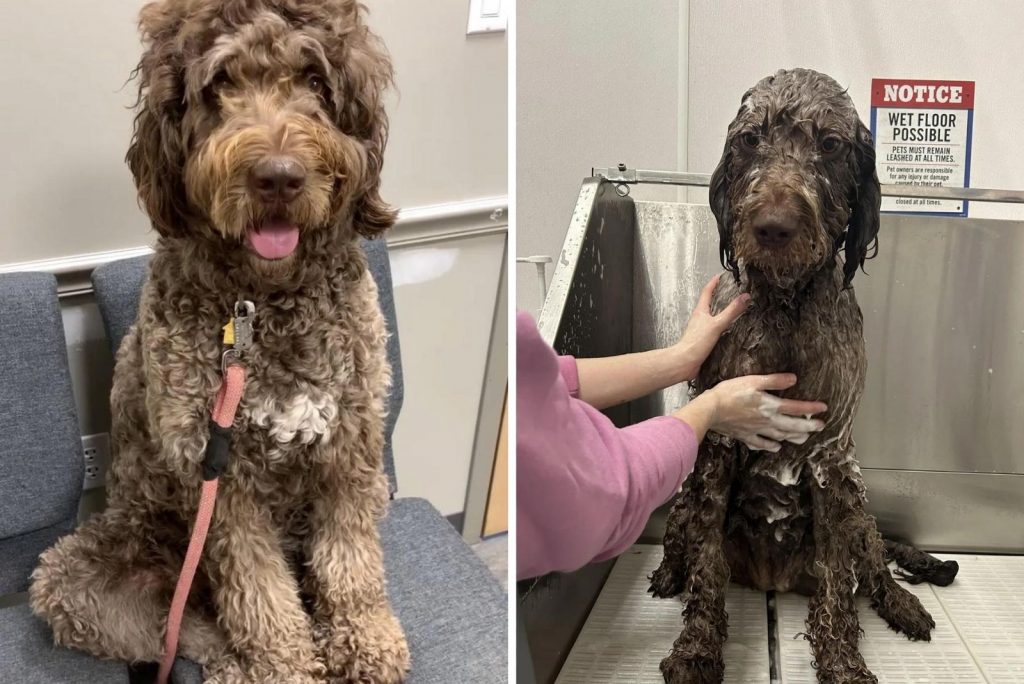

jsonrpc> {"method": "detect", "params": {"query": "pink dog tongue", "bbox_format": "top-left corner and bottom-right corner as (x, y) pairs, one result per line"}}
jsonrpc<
(247, 221), (299, 259)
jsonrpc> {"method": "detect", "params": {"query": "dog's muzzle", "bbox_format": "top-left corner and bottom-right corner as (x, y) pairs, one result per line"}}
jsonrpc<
(752, 209), (798, 249)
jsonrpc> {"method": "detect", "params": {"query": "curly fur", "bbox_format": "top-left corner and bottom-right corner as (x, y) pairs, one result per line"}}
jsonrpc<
(650, 69), (950, 684)
(29, 2), (409, 682)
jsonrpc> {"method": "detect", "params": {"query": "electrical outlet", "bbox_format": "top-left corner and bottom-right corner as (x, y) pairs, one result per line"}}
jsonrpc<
(467, 0), (506, 34)
(81, 433), (111, 490)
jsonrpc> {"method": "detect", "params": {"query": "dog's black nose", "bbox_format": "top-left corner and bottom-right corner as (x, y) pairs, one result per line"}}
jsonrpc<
(754, 220), (795, 249)
(251, 156), (306, 203)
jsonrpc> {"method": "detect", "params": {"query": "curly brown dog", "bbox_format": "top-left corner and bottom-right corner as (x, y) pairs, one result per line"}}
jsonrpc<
(29, 1), (408, 682)
(649, 69), (957, 683)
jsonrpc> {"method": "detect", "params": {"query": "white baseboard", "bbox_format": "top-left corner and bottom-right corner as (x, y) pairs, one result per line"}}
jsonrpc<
(0, 196), (508, 297)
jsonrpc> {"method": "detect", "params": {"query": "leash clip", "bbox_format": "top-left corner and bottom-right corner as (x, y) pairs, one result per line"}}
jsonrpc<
(231, 300), (256, 353)
(221, 349), (241, 374)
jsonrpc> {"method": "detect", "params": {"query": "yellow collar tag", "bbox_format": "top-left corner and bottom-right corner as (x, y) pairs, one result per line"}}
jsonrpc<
(222, 320), (235, 346)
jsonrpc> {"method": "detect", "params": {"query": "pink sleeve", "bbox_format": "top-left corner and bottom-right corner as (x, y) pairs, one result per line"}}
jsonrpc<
(515, 311), (699, 579)
(556, 355), (580, 397)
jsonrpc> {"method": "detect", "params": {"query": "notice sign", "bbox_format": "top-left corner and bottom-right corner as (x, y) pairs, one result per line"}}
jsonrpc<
(870, 79), (974, 216)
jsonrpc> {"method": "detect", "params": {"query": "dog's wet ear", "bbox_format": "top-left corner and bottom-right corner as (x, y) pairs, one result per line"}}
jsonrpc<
(126, 2), (191, 238)
(710, 89), (755, 281)
(710, 94), (751, 282)
(709, 142), (737, 280)
(843, 122), (881, 287)
(327, 3), (398, 239)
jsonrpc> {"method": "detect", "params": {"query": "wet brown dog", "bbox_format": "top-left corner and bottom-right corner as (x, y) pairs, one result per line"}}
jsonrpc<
(29, 1), (408, 682)
(650, 69), (955, 683)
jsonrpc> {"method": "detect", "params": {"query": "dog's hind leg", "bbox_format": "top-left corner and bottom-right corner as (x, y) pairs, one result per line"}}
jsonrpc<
(29, 508), (226, 666)
(806, 463), (877, 684)
(884, 539), (959, 586)
(656, 443), (734, 684)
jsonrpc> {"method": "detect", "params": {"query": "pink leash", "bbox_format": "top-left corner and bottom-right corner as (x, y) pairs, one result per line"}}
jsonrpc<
(156, 363), (246, 684)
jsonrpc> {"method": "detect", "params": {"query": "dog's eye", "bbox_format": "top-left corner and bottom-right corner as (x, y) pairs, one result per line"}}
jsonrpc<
(210, 70), (232, 93)
(306, 72), (327, 96)
(821, 136), (843, 154)
(741, 132), (761, 149)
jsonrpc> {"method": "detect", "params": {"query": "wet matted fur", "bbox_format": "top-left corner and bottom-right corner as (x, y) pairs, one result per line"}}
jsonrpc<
(649, 69), (956, 684)
(29, 1), (409, 682)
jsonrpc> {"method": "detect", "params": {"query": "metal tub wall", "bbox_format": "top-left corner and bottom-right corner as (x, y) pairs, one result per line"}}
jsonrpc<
(543, 179), (1024, 553)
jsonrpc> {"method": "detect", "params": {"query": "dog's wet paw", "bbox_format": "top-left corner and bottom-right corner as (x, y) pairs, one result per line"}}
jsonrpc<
(319, 608), (410, 683)
(873, 583), (935, 641)
(659, 653), (724, 684)
(814, 669), (878, 684)
(648, 563), (686, 599)
(812, 653), (878, 684)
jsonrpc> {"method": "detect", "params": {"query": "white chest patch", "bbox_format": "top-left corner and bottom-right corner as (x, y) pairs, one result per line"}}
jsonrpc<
(247, 391), (338, 445)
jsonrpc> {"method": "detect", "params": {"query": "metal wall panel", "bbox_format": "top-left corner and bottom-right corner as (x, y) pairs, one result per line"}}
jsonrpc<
(856, 213), (1024, 474)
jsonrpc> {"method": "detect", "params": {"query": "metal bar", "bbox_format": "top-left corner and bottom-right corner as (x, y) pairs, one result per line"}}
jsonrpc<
(516, 256), (552, 305)
(593, 167), (1024, 204)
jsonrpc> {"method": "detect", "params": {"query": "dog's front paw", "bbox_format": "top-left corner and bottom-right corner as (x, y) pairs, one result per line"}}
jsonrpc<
(319, 608), (410, 684)
(814, 669), (878, 684)
(659, 653), (724, 684)
(203, 652), (326, 684)
(648, 562), (686, 598)
(203, 657), (325, 684)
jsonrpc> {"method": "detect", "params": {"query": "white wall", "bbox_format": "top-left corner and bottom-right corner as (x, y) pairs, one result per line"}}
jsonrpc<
(0, 2), (144, 263)
(687, 0), (1024, 220)
(515, 0), (686, 313)
(0, 1), (507, 518)
(390, 233), (506, 513)
(373, 0), (507, 209)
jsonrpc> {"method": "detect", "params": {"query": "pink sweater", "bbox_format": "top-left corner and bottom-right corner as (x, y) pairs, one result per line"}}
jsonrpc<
(516, 311), (699, 579)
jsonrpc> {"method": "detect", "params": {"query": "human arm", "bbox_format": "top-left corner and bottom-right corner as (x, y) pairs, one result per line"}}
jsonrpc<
(516, 311), (698, 578)
(574, 274), (750, 409)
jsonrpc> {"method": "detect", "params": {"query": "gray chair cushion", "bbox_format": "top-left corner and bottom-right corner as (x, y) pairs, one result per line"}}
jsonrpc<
(0, 273), (83, 594)
(362, 238), (404, 493)
(168, 498), (507, 684)
(169, 657), (203, 684)
(0, 602), (128, 683)
(90, 238), (403, 493)
(382, 498), (507, 683)
(89, 257), (148, 357)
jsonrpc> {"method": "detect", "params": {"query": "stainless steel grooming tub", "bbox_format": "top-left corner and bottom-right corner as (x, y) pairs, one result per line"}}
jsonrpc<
(538, 169), (1024, 554)
(520, 170), (1024, 683)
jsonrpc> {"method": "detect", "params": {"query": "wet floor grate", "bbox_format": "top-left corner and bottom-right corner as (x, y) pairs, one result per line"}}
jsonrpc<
(557, 548), (1024, 683)
(556, 545), (770, 683)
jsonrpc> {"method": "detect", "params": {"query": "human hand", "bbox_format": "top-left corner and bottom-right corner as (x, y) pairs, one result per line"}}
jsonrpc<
(674, 274), (750, 381)
(699, 373), (827, 452)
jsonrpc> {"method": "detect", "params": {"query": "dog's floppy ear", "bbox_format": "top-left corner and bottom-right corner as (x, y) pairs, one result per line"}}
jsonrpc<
(710, 90), (752, 282)
(328, 3), (398, 239)
(709, 141), (737, 280)
(843, 122), (881, 287)
(126, 3), (191, 239)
